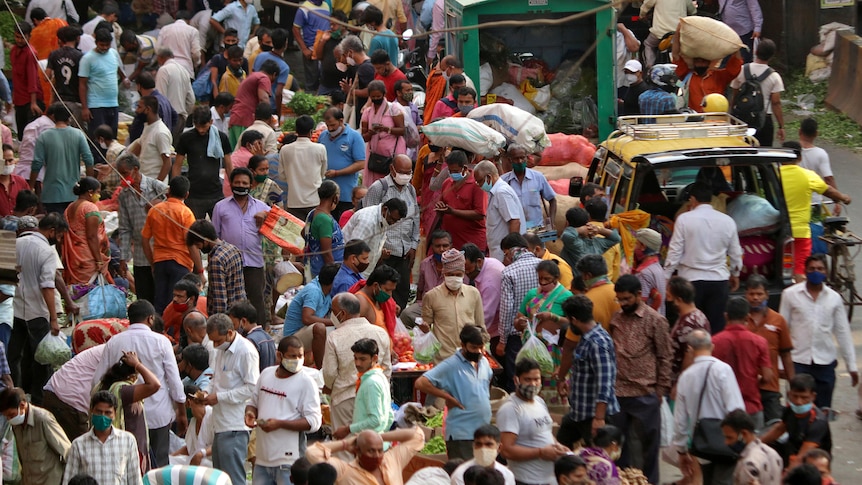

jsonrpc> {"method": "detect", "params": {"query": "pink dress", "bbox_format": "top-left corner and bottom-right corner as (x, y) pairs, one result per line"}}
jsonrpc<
(362, 100), (405, 187)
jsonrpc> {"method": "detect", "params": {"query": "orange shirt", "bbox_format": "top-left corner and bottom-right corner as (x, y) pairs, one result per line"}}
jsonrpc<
(745, 309), (793, 393)
(141, 198), (196, 269)
(676, 55), (743, 112)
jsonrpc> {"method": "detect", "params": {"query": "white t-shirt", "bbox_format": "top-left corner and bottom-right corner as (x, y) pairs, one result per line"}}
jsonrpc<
(451, 459), (516, 485)
(801, 146), (833, 205)
(251, 367), (322, 467)
(495, 395), (556, 485)
(137, 120), (173, 181)
(730, 63), (784, 115)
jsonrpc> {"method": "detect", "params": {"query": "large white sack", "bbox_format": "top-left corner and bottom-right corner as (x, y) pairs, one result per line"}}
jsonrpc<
(678, 16), (745, 61)
(422, 117), (507, 157)
(467, 103), (551, 153)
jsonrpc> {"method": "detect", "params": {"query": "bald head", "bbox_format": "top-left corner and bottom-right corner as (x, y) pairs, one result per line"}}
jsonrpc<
(183, 311), (208, 344)
(473, 160), (499, 183)
(332, 292), (361, 318)
(393, 154), (412, 172)
(356, 430), (383, 452)
(686, 329), (712, 352)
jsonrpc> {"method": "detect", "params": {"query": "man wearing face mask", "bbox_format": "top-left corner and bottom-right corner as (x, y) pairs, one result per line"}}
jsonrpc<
(332, 239), (372, 295)
(399, 230), (450, 328)
(179, 344), (213, 394)
(0, 386), (70, 485)
(415, 325), (493, 459)
(337, 35), (375, 124)
(331, 338), (393, 441)
(162, 279), (206, 346)
(555, 295), (619, 450)
(450, 425), (516, 485)
(0, 143), (28, 217)
(473, 160), (526, 262)
(201, 313), (260, 485)
(186, 219), (247, 316)
(307, 425), (425, 483)
(229, 300), (276, 371)
(315, 12), (349, 96)
(283, 264), (340, 369)
(342, 198), (408, 278)
(673, 330), (744, 485)
(608, 275), (672, 485)
(353, 265), (401, 336)
(501, 144), (556, 231)
(745, 274), (794, 424)
(321, 107), (368, 220)
(779, 253), (858, 411)
(429, 73), (467, 121)
(436, 150), (487, 252)
(720, 409), (783, 485)
(245, 336), (321, 485)
(322, 293), (392, 441)
(672, 25), (743, 113)
(622, 60), (647, 116)
(453, 86), (479, 118)
(498, 358), (571, 484)
(363, 154), (419, 309)
(371, 50), (408, 102)
(416, 249), (488, 364)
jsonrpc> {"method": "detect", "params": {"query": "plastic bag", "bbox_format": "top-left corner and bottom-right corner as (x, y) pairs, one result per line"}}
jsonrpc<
(34, 333), (71, 368)
(422, 117), (507, 158)
(466, 103), (550, 153)
(74, 274), (128, 320)
(392, 318), (414, 360)
(660, 397), (674, 447)
(413, 326), (441, 364)
(515, 318), (554, 375)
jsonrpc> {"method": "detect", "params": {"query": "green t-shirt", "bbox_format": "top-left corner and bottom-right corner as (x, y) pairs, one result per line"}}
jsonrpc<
(309, 212), (334, 240)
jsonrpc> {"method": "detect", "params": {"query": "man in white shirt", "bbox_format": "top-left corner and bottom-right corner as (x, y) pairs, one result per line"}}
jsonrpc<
(779, 253), (858, 411)
(798, 117), (837, 212)
(673, 329), (745, 484)
(278, 115), (327, 221)
(156, 11), (201, 78)
(201, 313), (260, 485)
(155, 48), (196, 142)
(664, 182), (743, 333)
(248, 103), (278, 155)
(25, 0), (78, 24)
(730, 38), (785, 147)
(472, 160), (526, 261)
(211, 93), (235, 134)
(91, 300), (186, 468)
(129, 95), (172, 181)
(82, 3), (122, 47)
(640, 0), (695, 68)
(451, 425), (516, 485)
(321, 293), (391, 437)
(245, 335), (321, 485)
(342, 199), (408, 278)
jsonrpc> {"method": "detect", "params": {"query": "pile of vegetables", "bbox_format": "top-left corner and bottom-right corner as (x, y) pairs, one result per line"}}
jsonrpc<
(425, 412), (443, 429)
(420, 436), (446, 455)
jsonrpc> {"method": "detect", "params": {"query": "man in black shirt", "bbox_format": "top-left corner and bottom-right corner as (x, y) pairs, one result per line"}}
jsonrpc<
(760, 373), (831, 468)
(45, 25), (84, 130)
(338, 34), (376, 125)
(316, 11), (348, 96)
(622, 60), (648, 116)
(173, 106), (233, 219)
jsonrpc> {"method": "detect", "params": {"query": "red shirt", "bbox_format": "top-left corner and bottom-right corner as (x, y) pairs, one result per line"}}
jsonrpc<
(229, 72), (272, 127)
(10, 44), (43, 106)
(374, 68), (407, 102)
(0, 175), (29, 217)
(440, 172), (487, 252)
(676, 55), (742, 112)
(712, 323), (771, 414)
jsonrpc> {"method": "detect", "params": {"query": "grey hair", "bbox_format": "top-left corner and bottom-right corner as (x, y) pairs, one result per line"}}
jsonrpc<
(473, 160), (499, 180)
(183, 311), (207, 329)
(206, 313), (233, 335)
(338, 35), (365, 55)
(334, 292), (361, 316)
(686, 329), (712, 350)
(157, 47), (174, 58)
(507, 143), (528, 155)
(115, 152), (140, 170)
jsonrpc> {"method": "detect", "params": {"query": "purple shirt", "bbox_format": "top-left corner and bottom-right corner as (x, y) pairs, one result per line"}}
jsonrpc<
(212, 196), (270, 268)
(470, 257), (505, 338)
(719, 0), (762, 35)
(416, 255), (445, 301)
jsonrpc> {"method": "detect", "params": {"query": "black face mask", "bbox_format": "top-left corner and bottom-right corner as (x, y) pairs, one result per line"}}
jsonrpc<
(694, 66), (708, 76)
(200, 244), (213, 254)
(568, 325), (583, 336)
(372, 98), (384, 106)
(260, 44), (273, 52)
(463, 349), (481, 362)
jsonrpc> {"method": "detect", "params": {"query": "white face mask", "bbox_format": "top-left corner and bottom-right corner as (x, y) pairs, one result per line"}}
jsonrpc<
(8, 409), (25, 426)
(346, 56), (356, 66)
(609, 447), (621, 461)
(393, 172), (412, 186)
(330, 311), (343, 328)
(624, 73), (638, 86)
(282, 358), (303, 373)
(1, 164), (14, 176)
(473, 446), (497, 467)
(215, 341), (230, 351)
(99, 141), (108, 150)
(444, 275), (463, 292)
(336, 61), (348, 72)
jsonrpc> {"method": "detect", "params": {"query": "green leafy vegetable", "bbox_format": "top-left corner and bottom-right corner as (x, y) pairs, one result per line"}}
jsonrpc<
(420, 436), (446, 455)
(424, 412), (443, 429)
(287, 92), (328, 117)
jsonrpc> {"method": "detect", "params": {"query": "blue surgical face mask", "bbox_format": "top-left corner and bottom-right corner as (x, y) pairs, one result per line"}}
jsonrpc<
(806, 271), (827, 285)
(449, 171), (464, 182)
(480, 176), (493, 192)
(789, 401), (813, 415)
(433, 253), (442, 262)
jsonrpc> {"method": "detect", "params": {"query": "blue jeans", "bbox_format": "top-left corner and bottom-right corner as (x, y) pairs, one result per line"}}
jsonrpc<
(794, 361), (837, 409)
(153, 260), (191, 314)
(212, 430), (249, 485)
(252, 464), (292, 485)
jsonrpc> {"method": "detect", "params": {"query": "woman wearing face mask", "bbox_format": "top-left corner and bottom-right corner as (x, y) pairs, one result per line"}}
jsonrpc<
(97, 350), (162, 473)
(92, 125), (126, 199)
(514, 260), (573, 400)
(436, 149), (487, 252)
(360, 80), (406, 188)
(63, 176), (113, 284)
(305, 180), (345, 278)
(248, 154), (286, 321)
(414, 143), (449, 237)
(573, 425), (625, 485)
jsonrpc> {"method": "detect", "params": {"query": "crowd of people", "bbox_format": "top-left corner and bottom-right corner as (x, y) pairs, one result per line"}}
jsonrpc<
(0, 1), (858, 485)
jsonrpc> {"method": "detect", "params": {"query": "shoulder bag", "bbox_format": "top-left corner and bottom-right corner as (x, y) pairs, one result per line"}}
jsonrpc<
(689, 363), (739, 463)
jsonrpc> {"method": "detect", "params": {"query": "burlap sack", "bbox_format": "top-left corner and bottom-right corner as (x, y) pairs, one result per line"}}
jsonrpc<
(679, 16), (746, 61)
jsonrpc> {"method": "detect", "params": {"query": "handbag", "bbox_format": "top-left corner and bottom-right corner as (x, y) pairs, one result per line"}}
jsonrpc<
(689, 363), (739, 463)
(366, 101), (398, 174)
(73, 274), (128, 320)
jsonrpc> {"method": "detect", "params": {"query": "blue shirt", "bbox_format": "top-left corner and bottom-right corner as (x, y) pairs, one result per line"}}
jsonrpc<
(212, 0), (261, 48)
(284, 278), (332, 336)
(369, 30), (399, 70)
(423, 350), (493, 440)
(568, 325), (620, 421)
(638, 89), (677, 118)
(293, 0), (331, 47)
(78, 48), (122, 108)
(331, 264), (361, 296)
(253, 52), (291, 110)
(245, 327), (276, 371)
(212, 196), (271, 268)
(501, 168), (556, 229)
(319, 126), (366, 202)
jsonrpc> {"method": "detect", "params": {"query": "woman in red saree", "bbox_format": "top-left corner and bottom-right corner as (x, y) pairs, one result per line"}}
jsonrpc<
(63, 177), (112, 285)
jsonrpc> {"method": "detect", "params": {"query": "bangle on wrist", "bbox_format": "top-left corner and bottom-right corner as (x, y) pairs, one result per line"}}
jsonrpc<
(200, 448), (206, 457)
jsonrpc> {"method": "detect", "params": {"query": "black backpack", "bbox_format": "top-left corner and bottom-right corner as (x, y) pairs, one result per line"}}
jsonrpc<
(731, 64), (773, 130)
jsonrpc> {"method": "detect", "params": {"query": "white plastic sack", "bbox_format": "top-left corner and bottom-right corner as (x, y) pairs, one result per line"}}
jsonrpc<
(34, 333), (71, 368)
(422, 117), (507, 158)
(660, 397), (674, 448)
(727, 194), (780, 234)
(490, 82), (538, 115)
(412, 326), (441, 363)
(678, 16), (745, 61)
(467, 103), (551, 153)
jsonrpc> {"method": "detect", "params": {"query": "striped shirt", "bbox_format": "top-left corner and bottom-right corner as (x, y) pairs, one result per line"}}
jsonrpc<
(206, 240), (247, 316)
(568, 325), (619, 421)
(499, 251), (540, 341)
(63, 428), (143, 485)
(362, 175), (420, 257)
(144, 465), (230, 485)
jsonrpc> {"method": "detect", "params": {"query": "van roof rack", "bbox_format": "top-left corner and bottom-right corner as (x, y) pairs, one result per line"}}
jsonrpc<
(616, 113), (750, 140)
